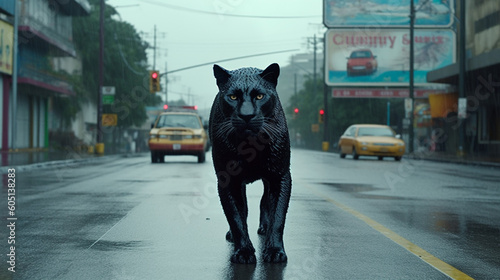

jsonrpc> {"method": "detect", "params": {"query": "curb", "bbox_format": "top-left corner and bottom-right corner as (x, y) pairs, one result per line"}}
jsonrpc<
(410, 155), (500, 169)
(0, 153), (146, 174)
(329, 150), (500, 169)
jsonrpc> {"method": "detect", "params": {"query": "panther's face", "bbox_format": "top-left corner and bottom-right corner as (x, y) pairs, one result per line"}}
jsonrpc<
(213, 64), (280, 138)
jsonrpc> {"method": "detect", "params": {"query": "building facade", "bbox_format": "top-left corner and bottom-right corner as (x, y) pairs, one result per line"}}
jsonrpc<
(0, 2), (15, 151)
(427, 0), (500, 159)
(1, 0), (90, 151)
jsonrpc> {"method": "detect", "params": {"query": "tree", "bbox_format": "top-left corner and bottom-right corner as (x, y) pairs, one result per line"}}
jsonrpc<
(287, 75), (405, 150)
(73, 0), (161, 129)
(287, 77), (324, 149)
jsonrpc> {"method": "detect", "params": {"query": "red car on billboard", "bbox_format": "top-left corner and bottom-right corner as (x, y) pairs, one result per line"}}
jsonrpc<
(346, 49), (378, 76)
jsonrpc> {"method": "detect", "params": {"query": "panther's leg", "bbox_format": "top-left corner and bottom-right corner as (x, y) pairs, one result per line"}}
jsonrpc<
(262, 172), (292, 263)
(218, 180), (256, 264)
(258, 181), (270, 235)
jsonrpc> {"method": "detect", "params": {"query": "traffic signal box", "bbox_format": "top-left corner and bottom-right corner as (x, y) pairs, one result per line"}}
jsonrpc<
(319, 109), (325, 124)
(149, 70), (161, 93)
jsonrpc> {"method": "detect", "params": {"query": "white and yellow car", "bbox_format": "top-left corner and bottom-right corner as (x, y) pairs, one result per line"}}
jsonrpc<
(149, 111), (208, 163)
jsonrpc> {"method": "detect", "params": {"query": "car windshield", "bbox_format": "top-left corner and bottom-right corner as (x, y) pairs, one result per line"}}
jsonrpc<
(350, 51), (371, 58)
(156, 114), (201, 129)
(357, 127), (394, 137)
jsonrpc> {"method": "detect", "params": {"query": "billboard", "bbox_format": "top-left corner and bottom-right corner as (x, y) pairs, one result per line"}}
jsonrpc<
(324, 0), (454, 28)
(325, 29), (456, 86)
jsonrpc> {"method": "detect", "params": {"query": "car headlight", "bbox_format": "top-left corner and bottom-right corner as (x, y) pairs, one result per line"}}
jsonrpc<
(149, 134), (157, 139)
(159, 135), (168, 139)
(193, 135), (202, 139)
(398, 142), (405, 146)
(361, 142), (368, 146)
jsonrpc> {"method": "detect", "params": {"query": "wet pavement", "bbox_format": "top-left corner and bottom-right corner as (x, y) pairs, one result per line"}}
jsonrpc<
(1, 149), (500, 279)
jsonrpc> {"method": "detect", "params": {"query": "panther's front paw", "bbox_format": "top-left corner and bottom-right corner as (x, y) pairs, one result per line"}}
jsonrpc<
(263, 247), (287, 263)
(231, 247), (257, 264)
(257, 225), (267, 235)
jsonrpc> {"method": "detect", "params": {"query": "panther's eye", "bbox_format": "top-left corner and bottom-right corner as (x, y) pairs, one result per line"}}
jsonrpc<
(229, 95), (237, 100)
(256, 94), (264, 100)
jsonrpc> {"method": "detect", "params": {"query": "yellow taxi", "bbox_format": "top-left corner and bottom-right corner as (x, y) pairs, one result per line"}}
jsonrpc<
(338, 124), (405, 161)
(149, 110), (208, 163)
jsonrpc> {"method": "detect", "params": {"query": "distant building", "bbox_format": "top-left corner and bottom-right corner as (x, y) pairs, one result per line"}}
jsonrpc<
(1, 0), (90, 150)
(427, 0), (500, 159)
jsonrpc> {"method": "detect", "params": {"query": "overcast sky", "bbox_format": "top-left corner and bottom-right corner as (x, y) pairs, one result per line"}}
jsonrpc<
(106, 0), (324, 110)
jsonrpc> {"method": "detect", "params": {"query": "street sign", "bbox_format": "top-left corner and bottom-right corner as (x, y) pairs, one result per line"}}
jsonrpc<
(458, 98), (467, 119)
(405, 98), (413, 117)
(102, 114), (117, 126)
(102, 95), (114, 105)
(101, 86), (116, 95)
(311, 124), (320, 133)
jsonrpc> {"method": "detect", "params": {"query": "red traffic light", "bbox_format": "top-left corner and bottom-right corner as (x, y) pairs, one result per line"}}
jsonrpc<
(294, 108), (299, 114)
(163, 104), (168, 110)
(152, 72), (158, 79)
(319, 109), (325, 115)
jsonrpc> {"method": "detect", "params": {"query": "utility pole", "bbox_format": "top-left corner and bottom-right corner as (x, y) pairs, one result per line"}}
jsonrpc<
(97, 0), (104, 145)
(153, 25), (157, 70)
(458, 0), (466, 156)
(308, 34), (318, 96)
(164, 62), (168, 103)
(408, 1), (415, 154)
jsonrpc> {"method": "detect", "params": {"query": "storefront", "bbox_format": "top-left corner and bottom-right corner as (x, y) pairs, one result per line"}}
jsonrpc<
(427, 49), (500, 157)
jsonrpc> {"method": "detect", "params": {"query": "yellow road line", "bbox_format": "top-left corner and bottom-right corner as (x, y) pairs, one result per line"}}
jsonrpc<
(307, 185), (474, 280)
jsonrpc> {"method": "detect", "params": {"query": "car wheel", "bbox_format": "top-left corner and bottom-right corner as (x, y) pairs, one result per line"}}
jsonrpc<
(198, 152), (206, 163)
(159, 154), (165, 163)
(339, 146), (346, 159)
(352, 147), (359, 160)
(151, 151), (158, 163)
(395, 156), (402, 161)
(378, 156), (383, 160)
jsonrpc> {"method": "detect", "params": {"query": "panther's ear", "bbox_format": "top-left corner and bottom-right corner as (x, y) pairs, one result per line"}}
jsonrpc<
(213, 64), (231, 89)
(259, 63), (280, 87)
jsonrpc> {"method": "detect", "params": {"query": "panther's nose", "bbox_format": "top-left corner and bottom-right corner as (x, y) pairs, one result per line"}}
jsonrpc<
(239, 113), (255, 123)
(239, 101), (255, 123)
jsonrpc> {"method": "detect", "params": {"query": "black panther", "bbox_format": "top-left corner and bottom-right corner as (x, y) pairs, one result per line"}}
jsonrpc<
(209, 63), (292, 264)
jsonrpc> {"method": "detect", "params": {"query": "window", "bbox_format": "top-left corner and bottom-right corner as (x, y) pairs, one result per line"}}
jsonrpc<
(157, 115), (201, 129)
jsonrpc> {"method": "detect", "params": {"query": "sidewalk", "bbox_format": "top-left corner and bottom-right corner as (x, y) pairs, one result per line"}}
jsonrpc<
(406, 149), (500, 168)
(0, 148), (144, 173)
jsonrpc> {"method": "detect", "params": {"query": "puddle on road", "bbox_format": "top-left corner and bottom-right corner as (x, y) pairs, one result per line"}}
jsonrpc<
(89, 240), (144, 251)
(320, 182), (380, 193)
(318, 182), (412, 201)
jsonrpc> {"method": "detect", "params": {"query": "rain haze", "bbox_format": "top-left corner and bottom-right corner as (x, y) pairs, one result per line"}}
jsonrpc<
(106, 0), (323, 111)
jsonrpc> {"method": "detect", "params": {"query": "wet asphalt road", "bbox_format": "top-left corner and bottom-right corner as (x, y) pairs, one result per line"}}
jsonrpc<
(1, 149), (500, 279)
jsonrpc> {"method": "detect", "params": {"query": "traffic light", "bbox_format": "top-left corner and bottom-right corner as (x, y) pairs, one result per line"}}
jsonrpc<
(293, 108), (299, 119)
(163, 104), (168, 110)
(149, 70), (161, 93)
(319, 109), (325, 124)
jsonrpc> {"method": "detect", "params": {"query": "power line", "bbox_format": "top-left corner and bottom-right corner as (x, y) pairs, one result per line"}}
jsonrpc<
(163, 48), (300, 75)
(142, 0), (319, 19)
